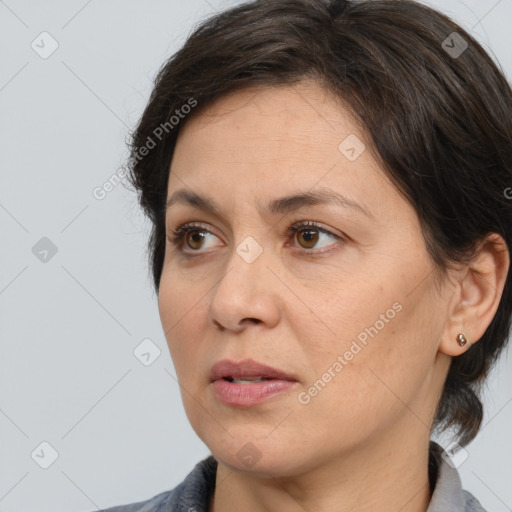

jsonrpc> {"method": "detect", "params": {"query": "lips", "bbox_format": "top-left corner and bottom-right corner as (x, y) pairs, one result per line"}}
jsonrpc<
(210, 358), (298, 407)
(209, 359), (297, 383)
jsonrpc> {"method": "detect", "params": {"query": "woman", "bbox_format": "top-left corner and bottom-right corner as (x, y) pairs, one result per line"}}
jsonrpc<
(99, 0), (512, 510)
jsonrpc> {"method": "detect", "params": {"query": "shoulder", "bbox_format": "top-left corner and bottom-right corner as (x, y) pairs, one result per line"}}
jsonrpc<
(93, 455), (218, 512)
(96, 488), (173, 512)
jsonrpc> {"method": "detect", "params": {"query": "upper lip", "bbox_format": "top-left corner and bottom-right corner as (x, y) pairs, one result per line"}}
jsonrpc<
(210, 359), (297, 382)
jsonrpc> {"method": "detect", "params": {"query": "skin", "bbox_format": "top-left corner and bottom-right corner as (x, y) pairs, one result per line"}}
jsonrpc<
(158, 80), (509, 512)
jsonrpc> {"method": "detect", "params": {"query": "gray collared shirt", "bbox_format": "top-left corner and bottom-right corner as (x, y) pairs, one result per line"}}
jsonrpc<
(97, 441), (486, 511)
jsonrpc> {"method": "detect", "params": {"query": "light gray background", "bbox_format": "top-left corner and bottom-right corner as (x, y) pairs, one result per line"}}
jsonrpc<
(0, 1), (511, 511)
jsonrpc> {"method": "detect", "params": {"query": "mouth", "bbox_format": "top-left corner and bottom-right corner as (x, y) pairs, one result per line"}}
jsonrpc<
(209, 359), (298, 407)
(222, 376), (272, 384)
(209, 358), (297, 383)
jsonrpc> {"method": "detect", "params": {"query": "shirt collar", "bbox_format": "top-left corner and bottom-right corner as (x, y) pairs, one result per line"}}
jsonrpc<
(427, 440), (467, 511)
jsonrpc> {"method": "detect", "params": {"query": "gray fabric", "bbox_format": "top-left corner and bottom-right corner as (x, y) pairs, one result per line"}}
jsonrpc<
(96, 441), (486, 512)
(426, 442), (486, 511)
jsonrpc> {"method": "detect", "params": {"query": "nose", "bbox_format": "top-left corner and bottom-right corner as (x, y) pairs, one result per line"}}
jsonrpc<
(208, 243), (282, 333)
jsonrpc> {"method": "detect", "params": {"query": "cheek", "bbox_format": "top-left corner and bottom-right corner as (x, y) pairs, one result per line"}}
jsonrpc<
(158, 273), (207, 372)
(296, 277), (430, 410)
(302, 277), (400, 360)
(295, 318), (423, 444)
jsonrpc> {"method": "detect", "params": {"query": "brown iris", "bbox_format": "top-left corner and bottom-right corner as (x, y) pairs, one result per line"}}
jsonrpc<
(186, 231), (207, 250)
(296, 228), (319, 249)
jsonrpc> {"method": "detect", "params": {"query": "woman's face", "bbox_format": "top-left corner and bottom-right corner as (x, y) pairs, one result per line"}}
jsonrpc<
(159, 81), (455, 476)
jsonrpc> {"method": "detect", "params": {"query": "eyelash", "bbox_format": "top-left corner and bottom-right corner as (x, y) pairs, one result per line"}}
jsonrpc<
(168, 221), (345, 256)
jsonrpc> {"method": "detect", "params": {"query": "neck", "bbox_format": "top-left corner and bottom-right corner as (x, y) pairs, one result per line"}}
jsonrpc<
(209, 433), (434, 512)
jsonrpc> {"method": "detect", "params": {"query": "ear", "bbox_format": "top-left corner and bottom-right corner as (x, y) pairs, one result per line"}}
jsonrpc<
(439, 233), (510, 357)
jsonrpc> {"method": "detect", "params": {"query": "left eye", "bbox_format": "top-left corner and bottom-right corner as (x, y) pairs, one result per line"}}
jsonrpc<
(168, 221), (343, 254)
(286, 222), (342, 251)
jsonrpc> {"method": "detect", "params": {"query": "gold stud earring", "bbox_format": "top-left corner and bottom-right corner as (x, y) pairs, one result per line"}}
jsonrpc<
(457, 333), (468, 347)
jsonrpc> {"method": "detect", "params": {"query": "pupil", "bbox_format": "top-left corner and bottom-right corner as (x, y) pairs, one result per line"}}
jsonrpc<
(189, 232), (204, 248)
(300, 230), (318, 247)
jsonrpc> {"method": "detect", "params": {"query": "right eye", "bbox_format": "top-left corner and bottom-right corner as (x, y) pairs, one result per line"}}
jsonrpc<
(168, 223), (221, 254)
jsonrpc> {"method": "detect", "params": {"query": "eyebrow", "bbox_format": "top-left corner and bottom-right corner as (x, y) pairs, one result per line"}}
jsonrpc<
(165, 187), (375, 220)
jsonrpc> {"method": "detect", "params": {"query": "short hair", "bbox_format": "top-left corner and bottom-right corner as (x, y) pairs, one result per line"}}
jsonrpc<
(126, 0), (512, 448)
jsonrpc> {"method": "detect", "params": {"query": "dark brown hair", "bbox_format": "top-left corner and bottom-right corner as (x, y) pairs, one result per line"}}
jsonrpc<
(126, 0), (512, 447)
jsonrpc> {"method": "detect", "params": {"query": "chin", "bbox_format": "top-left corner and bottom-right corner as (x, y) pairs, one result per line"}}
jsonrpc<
(204, 432), (310, 477)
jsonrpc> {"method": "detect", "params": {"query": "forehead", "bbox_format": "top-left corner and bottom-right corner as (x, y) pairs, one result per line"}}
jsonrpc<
(172, 81), (367, 177)
(178, 80), (358, 138)
(167, 81), (408, 225)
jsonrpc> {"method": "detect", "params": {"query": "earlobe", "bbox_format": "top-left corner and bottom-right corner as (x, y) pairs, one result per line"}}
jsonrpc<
(439, 233), (510, 357)
(439, 330), (472, 357)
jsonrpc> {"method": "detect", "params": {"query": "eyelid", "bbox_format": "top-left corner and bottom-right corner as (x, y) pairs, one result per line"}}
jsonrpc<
(286, 220), (344, 239)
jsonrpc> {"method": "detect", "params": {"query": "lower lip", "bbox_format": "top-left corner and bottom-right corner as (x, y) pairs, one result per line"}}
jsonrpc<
(212, 379), (297, 407)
